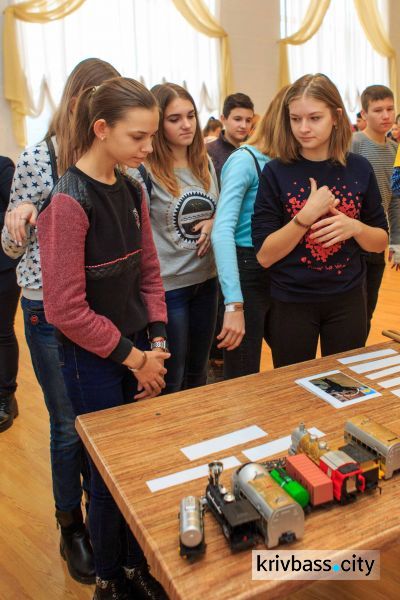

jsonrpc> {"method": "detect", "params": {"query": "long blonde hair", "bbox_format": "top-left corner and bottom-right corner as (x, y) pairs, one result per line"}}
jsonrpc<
(146, 83), (210, 197)
(273, 73), (352, 165)
(46, 58), (120, 175)
(246, 85), (290, 157)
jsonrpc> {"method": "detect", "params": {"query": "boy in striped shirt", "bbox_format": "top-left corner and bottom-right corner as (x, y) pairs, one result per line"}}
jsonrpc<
(351, 85), (400, 331)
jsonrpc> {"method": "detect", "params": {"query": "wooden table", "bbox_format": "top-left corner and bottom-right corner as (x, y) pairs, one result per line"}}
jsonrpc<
(76, 342), (400, 600)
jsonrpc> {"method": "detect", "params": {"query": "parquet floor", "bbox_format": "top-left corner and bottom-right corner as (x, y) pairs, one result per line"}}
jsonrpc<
(0, 267), (399, 599)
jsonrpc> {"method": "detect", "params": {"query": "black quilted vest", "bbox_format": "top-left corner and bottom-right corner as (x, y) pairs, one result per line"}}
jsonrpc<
(41, 166), (148, 336)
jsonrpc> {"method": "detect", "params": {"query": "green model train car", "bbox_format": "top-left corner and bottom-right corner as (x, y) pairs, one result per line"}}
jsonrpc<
(269, 467), (310, 509)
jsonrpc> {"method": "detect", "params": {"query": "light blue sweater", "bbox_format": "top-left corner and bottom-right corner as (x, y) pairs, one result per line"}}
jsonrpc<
(211, 145), (270, 304)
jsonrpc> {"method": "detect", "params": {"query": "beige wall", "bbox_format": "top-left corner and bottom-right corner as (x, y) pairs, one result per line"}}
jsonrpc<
(219, 0), (280, 115)
(388, 0), (400, 106)
(2, 0), (400, 158)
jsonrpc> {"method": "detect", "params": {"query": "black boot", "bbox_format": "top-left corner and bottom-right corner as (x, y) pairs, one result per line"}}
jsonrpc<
(56, 506), (96, 584)
(0, 394), (18, 432)
(93, 576), (129, 600)
(124, 563), (168, 599)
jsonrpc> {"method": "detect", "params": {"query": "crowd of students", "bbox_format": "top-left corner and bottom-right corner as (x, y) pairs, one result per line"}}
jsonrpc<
(0, 60), (398, 600)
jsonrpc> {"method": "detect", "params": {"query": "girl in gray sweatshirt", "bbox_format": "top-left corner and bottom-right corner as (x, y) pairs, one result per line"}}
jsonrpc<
(145, 83), (218, 394)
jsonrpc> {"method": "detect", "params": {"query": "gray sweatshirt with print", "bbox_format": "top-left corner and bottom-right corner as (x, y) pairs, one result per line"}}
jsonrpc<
(137, 164), (218, 292)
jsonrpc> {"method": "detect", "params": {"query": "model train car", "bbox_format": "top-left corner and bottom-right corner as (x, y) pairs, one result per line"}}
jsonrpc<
(285, 453), (334, 506)
(344, 415), (400, 479)
(269, 467), (310, 509)
(205, 461), (260, 551)
(339, 443), (379, 490)
(179, 496), (206, 559)
(318, 449), (365, 502)
(289, 423), (331, 462)
(232, 463), (304, 548)
(290, 424), (365, 503)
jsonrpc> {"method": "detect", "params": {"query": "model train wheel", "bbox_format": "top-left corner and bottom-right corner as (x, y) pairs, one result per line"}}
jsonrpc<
(222, 524), (230, 540)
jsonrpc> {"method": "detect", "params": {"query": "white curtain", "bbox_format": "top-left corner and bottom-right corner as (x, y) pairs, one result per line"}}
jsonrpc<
(17, 0), (219, 145)
(281, 0), (390, 121)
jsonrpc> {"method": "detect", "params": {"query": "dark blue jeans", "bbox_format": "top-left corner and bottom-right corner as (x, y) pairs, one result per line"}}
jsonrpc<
(60, 341), (144, 580)
(164, 277), (218, 394)
(21, 297), (88, 511)
(0, 268), (20, 399)
(223, 247), (271, 380)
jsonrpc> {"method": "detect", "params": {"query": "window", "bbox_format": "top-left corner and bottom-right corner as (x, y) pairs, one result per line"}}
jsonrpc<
(280, 0), (390, 122)
(19, 0), (219, 145)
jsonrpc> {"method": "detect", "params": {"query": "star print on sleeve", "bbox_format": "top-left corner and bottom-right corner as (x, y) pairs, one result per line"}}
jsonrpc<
(3, 138), (55, 291)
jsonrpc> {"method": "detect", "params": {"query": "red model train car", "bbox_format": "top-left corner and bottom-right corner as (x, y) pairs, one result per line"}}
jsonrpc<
(318, 450), (365, 503)
(285, 454), (333, 506)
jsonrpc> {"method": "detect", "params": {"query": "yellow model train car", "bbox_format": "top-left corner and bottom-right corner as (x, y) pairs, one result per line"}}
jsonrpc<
(344, 415), (400, 479)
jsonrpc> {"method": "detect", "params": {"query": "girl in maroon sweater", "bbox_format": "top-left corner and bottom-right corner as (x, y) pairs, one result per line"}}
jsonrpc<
(38, 78), (169, 600)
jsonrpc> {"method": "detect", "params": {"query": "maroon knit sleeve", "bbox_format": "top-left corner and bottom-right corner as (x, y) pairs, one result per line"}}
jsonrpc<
(38, 193), (125, 358)
(139, 189), (167, 326)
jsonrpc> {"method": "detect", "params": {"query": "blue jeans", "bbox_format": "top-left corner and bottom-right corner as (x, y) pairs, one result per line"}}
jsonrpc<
(165, 277), (218, 394)
(21, 297), (88, 511)
(59, 341), (144, 579)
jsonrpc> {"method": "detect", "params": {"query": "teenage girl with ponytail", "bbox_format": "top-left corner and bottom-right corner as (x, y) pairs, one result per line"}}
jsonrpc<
(38, 78), (169, 600)
(2, 58), (121, 586)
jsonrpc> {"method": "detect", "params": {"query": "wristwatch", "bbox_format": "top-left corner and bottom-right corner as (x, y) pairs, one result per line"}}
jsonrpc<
(150, 339), (168, 351)
(225, 303), (244, 313)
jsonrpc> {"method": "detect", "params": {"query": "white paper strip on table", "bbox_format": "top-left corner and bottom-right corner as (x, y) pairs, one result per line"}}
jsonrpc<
(146, 456), (241, 492)
(349, 355), (400, 374)
(391, 389), (400, 398)
(377, 376), (400, 389)
(366, 365), (400, 380)
(242, 427), (325, 462)
(338, 348), (397, 365)
(181, 425), (267, 460)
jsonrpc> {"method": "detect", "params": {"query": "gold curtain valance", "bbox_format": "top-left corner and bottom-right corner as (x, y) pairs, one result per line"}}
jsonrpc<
(3, 0), (86, 147)
(353, 0), (397, 107)
(172, 0), (234, 107)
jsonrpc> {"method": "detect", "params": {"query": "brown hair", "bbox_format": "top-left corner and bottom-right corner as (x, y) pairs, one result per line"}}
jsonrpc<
(246, 85), (290, 157)
(71, 77), (157, 164)
(46, 58), (120, 175)
(273, 73), (352, 166)
(203, 116), (222, 137)
(146, 83), (210, 197)
(361, 84), (394, 112)
(222, 92), (254, 118)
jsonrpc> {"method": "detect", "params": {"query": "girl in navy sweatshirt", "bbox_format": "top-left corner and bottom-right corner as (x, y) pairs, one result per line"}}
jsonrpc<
(252, 74), (388, 368)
